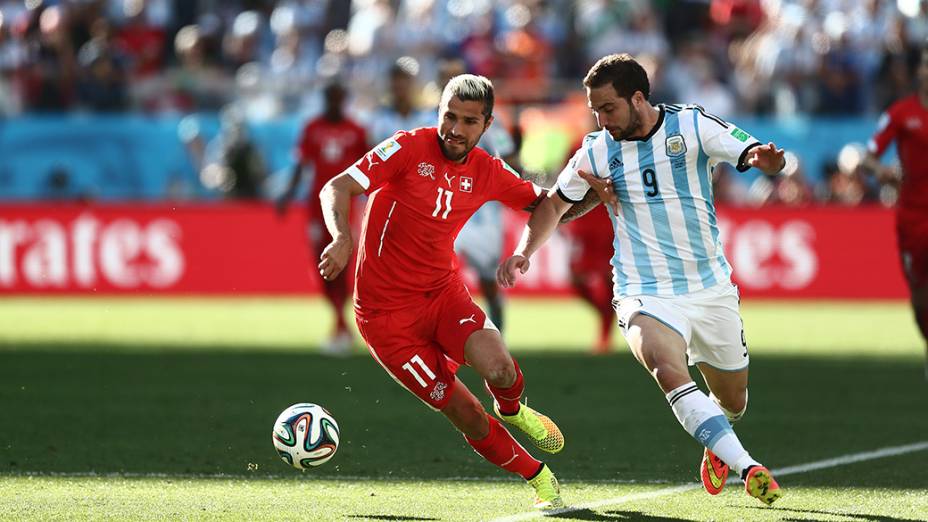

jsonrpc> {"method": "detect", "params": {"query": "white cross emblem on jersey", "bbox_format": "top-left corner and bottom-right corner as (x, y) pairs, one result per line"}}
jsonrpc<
(460, 176), (473, 193)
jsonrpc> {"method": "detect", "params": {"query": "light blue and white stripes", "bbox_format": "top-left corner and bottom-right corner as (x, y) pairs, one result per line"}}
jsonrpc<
(556, 105), (757, 298)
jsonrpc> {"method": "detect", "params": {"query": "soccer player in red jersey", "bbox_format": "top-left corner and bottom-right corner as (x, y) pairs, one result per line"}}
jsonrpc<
(278, 82), (368, 355)
(565, 205), (615, 354)
(317, 75), (566, 509)
(866, 46), (928, 378)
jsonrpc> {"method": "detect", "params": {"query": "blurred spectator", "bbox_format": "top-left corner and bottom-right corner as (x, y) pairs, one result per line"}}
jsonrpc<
(459, 11), (499, 79)
(367, 56), (432, 143)
(712, 163), (751, 206)
(157, 23), (228, 112)
(114, 0), (166, 79)
(745, 152), (813, 207)
(223, 10), (273, 69)
(76, 18), (129, 112)
(0, 0), (923, 121)
(3, 0), (928, 207)
(193, 106), (268, 199)
(815, 34), (865, 115)
(674, 53), (735, 118)
(494, 2), (554, 104)
(770, 152), (813, 206)
(819, 161), (868, 207)
(17, 5), (77, 112)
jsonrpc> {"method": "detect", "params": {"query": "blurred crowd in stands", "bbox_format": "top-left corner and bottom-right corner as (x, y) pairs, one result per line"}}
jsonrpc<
(0, 0), (924, 206)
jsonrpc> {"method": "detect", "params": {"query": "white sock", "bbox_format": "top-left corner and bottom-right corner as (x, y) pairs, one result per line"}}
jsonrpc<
(666, 383), (760, 477)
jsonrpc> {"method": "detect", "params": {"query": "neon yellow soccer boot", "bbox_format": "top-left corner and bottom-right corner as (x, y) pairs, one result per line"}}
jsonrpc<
(527, 464), (565, 510)
(494, 400), (564, 454)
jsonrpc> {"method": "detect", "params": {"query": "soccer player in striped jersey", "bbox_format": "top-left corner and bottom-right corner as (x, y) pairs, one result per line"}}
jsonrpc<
(498, 54), (786, 505)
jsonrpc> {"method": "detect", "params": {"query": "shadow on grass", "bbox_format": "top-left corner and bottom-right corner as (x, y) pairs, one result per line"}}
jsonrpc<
(1, 341), (926, 488)
(345, 515), (441, 520)
(544, 508), (694, 521)
(742, 505), (925, 522)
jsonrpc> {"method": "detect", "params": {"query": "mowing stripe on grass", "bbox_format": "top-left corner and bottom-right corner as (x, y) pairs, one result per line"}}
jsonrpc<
(491, 440), (928, 522)
(6, 470), (684, 485)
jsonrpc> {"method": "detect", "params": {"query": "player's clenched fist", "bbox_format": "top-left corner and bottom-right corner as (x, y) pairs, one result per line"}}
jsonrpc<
(497, 254), (531, 288)
(318, 236), (352, 281)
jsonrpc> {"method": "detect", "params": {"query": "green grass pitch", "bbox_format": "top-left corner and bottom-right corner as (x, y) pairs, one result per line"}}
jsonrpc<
(1, 297), (926, 521)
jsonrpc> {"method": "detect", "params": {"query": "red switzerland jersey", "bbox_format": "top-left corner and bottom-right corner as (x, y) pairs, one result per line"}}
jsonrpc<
(297, 116), (368, 218)
(346, 128), (541, 313)
(869, 95), (928, 215)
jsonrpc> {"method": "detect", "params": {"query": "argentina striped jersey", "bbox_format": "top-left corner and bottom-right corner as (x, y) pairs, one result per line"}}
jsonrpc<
(556, 104), (761, 298)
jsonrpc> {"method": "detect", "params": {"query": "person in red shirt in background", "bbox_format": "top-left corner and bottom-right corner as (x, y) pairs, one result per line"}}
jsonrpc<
(317, 75), (573, 510)
(559, 135), (615, 354)
(565, 202), (615, 354)
(278, 81), (368, 355)
(865, 45), (928, 379)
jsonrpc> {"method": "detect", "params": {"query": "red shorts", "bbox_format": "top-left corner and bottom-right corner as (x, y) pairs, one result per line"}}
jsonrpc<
(897, 215), (928, 288)
(355, 279), (492, 410)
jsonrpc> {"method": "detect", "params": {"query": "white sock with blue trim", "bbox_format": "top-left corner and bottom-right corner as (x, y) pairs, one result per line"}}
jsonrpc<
(666, 383), (760, 476)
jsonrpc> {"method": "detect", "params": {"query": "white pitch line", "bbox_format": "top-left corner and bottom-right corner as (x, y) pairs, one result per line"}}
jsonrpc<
(490, 440), (928, 522)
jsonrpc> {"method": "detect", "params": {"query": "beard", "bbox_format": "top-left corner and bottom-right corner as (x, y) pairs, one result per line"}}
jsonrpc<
(608, 106), (642, 141)
(438, 134), (472, 161)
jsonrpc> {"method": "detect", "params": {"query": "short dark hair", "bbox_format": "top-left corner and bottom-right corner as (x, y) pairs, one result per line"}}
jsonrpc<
(583, 53), (650, 101)
(441, 74), (494, 121)
(323, 81), (345, 99)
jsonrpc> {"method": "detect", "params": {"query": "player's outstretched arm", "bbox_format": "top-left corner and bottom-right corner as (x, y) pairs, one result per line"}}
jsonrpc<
(498, 191), (572, 288)
(318, 173), (365, 281)
(862, 152), (900, 183)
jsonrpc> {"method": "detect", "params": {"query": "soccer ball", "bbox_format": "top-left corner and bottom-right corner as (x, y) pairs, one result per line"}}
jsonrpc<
(272, 403), (340, 469)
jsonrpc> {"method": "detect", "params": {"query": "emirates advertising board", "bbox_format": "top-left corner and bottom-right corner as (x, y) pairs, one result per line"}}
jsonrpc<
(0, 204), (907, 299)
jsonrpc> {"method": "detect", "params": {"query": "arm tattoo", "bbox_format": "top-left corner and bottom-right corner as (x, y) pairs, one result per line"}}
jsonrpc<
(559, 190), (602, 224)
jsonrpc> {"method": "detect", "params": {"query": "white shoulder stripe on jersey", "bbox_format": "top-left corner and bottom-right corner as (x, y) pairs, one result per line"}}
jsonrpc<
(346, 164), (370, 190)
(692, 106), (729, 129)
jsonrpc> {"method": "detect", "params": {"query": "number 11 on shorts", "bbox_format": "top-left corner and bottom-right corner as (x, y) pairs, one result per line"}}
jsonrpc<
(402, 354), (436, 387)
